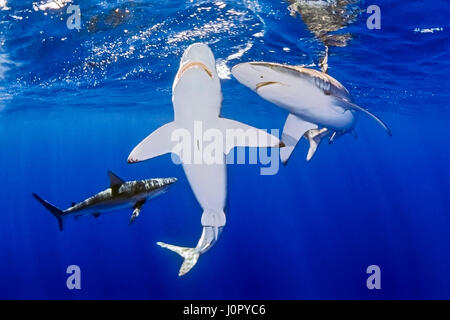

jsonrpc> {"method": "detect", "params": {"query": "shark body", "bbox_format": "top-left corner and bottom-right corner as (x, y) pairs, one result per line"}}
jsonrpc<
(128, 43), (281, 276)
(33, 171), (177, 230)
(232, 62), (391, 163)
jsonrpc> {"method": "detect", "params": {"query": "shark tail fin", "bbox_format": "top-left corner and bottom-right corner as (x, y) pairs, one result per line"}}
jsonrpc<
(32, 193), (64, 231)
(157, 242), (199, 276)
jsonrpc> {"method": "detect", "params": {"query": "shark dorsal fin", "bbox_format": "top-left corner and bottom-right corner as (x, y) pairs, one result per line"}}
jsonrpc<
(108, 171), (124, 188)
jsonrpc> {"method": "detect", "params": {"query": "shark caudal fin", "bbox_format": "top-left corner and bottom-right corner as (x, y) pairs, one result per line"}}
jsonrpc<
(32, 193), (64, 231)
(157, 242), (200, 276)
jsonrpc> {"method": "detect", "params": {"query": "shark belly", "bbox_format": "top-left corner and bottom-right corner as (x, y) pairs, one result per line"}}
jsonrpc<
(257, 81), (356, 131)
(67, 191), (151, 217)
(127, 43), (281, 276)
(67, 201), (133, 217)
(182, 157), (227, 227)
(289, 104), (356, 131)
(172, 64), (227, 226)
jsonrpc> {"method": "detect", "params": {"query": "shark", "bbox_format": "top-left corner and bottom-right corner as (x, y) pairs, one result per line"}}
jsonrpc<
(32, 171), (177, 231)
(287, 0), (361, 72)
(232, 62), (391, 163)
(127, 43), (282, 276)
(287, 0), (360, 48)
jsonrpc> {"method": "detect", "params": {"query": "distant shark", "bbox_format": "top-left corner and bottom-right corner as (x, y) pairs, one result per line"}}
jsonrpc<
(287, 0), (360, 48)
(127, 43), (281, 276)
(32, 171), (177, 231)
(232, 62), (391, 163)
(287, 0), (361, 72)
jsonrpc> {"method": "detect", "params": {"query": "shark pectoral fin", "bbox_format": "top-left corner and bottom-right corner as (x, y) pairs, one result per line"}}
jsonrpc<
(216, 118), (282, 154)
(281, 114), (317, 164)
(129, 201), (145, 225)
(335, 97), (392, 137)
(129, 208), (140, 225)
(128, 121), (178, 163)
(157, 242), (199, 276)
(305, 128), (329, 161)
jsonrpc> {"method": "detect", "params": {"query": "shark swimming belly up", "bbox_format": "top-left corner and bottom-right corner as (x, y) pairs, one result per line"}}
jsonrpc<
(128, 43), (281, 276)
(232, 62), (391, 163)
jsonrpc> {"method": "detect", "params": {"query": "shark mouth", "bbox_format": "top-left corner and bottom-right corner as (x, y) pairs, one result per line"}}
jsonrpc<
(255, 81), (282, 91)
(177, 61), (213, 79)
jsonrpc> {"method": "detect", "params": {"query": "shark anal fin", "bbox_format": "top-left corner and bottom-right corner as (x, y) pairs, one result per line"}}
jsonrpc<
(92, 213), (101, 218)
(216, 118), (282, 154)
(328, 129), (356, 145)
(128, 121), (178, 163)
(329, 131), (338, 144)
(281, 113), (317, 164)
(108, 171), (125, 188)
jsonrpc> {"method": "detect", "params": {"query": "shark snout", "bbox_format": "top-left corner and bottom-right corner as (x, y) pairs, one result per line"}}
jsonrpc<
(177, 61), (213, 80)
(176, 43), (216, 80)
(164, 177), (178, 185)
(232, 62), (279, 91)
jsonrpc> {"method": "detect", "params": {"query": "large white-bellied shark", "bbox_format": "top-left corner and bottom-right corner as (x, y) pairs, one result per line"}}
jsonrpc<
(231, 62), (391, 163)
(127, 43), (281, 276)
(33, 171), (177, 230)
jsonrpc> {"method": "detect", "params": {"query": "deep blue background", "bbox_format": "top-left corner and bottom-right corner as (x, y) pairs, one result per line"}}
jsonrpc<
(0, 0), (449, 299)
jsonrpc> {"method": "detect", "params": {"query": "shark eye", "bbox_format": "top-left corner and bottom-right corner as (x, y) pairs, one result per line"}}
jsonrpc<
(260, 76), (263, 78)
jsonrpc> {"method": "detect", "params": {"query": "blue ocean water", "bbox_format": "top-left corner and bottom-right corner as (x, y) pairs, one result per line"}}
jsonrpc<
(0, 0), (449, 299)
